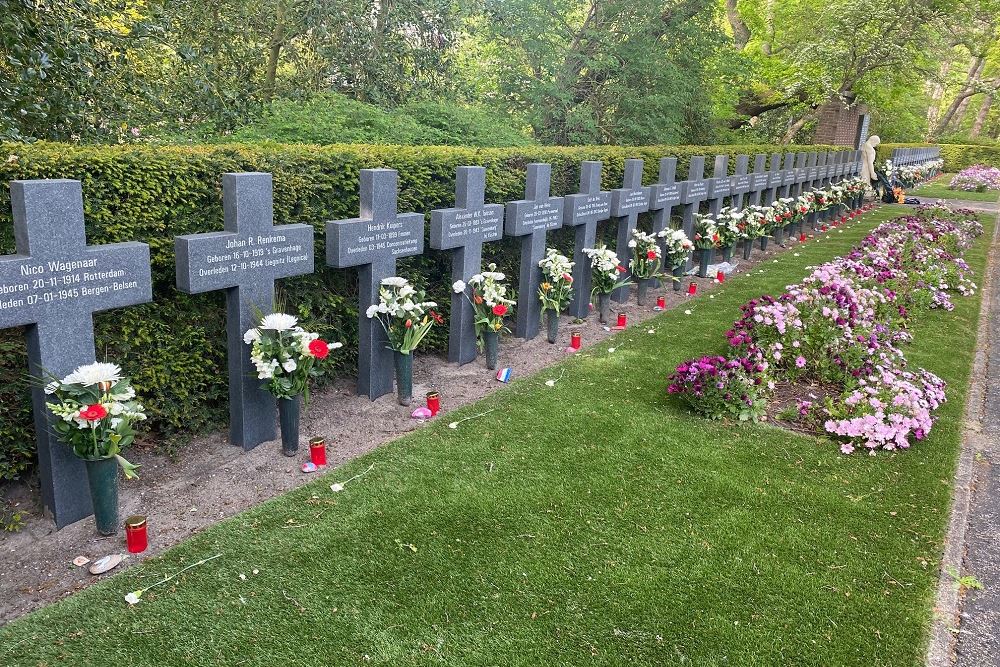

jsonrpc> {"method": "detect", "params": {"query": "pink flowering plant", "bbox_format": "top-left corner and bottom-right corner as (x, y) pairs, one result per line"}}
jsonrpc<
(668, 204), (983, 454)
(949, 165), (1000, 192)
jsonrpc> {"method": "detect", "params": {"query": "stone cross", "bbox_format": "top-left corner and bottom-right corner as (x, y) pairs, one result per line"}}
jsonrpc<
(609, 159), (650, 302)
(706, 155), (731, 217)
(749, 154), (769, 206)
(649, 157), (682, 262)
(326, 169), (424, 398)
(563, 161), (611, 319)
(793, 152), (809, 199)
(780, 152), (797, 199)
(1, 179), (151, 528)
(764, 152), (783, 206)
(680, 156), (708, 240)
(505, 163), (564, 340)
(430, 166), (504, 365)
(806, 152), (819, 192)
(729, 154), (751, 211)
(176, 173), (314, 449)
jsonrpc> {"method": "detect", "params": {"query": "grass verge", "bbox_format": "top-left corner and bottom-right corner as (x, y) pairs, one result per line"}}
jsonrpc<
(913, 174), (1000, 203)
(0, 205), (993, 667)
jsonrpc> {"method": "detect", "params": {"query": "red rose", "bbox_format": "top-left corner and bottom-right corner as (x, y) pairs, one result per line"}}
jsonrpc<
(711, 234), (719, 243)
(646, 250), (657, 260)
(308, 339), (330, 359)
(492, 304), (508, 316)
(79, 404), (107, 422)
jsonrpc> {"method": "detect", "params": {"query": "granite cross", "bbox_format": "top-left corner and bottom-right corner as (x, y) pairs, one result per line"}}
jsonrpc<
(505, 163), (564, 340)
(729, 154), (751, 211)
(609, 159), (651, 302)
(680, 157), (709, 271)
(327, 168), (424, 398)
(176, 173), (314, 449)
(649, 157), (682, 262)
(563, 161), (611, 319)
(1, 179), (152, 527)
(430, 166), (504, 365)
(780, 152), (797, 199)
(706, 154), (731, 217)
(748, 154), (770, 206)
(763, 152), (784, 206)
(792, 151), (809, 199)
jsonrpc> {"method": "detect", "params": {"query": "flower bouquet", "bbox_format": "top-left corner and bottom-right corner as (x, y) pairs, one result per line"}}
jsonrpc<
(454, 264), (515, 369)
(245, 312), (340, 453)
(366, 277), (440, 405)
(537, 248), (574, 342)
(582, 245), (630, 322)
(661, 228), (694, 290)
(43, 362), (145, 534)
(741, 205), (768, 258)
(715, 207), (744, 262)
(628, 229), (665, 304)
(692, 214), (720, 277)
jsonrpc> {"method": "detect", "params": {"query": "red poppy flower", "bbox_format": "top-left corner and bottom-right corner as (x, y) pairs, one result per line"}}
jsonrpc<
(646, 250), (657, 260)
(308, 339), (330, 359)
(79, 404), (107, 422)
(492, 304), (508, 317)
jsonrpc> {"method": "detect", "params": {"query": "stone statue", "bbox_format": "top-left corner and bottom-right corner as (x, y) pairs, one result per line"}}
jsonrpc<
(860, 134), (880, 183)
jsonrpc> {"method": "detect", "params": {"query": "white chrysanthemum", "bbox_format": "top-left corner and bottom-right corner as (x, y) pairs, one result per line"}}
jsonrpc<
(482, 271), (505, 281)
(243, 328), (261, 344)
(452, 280), (466, 293)
(381, 276), (408, 288)
(63, 362), (122, 387)
(259, 313), (298, 331)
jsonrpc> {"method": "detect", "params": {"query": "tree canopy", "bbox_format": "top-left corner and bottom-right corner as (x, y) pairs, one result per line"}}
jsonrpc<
(2, 0), (998, 145)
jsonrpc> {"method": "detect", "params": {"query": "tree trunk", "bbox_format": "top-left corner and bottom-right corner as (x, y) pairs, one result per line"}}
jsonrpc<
(760, 0), (775, 55)
(925, 57), (953, 134)
(781, 107), (820, 144)
(970, 93), (994, 138)
(931, 55), (984, 137)
(726, 0), (751, 49)
(263, 8), (286, 103)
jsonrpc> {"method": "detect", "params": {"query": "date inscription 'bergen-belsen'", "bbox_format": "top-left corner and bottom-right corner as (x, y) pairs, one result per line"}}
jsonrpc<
(1, 258), (143, 314)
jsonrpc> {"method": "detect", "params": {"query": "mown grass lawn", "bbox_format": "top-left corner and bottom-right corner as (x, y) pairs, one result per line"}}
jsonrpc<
(0, 204), (993, 667)
(913, 174), (1000, 202)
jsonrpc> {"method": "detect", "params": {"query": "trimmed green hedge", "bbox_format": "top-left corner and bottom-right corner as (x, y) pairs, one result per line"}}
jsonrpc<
(0, 141), (846, 479)
(880, 142), (999, 172)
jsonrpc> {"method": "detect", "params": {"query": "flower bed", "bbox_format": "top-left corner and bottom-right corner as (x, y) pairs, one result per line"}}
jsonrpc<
(668, 204), (983, 455)
(949, 164), (1000, 192)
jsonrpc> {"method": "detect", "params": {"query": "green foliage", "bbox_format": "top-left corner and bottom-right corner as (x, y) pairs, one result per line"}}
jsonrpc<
(209, 94), (534, 147)
(0, 140), (844, 479)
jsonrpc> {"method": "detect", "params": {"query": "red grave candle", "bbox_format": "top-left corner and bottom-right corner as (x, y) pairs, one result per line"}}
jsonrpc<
(125, 515), (147, 554)
(426, 392), (440, 416)
(309, 437), (327, 466)
(570, 332), (581, 350)
(616, 312), (627, 328)
(716, 270), (725, 283)
(688, 282), (697, 296)
(799, 232), (806, 242)
(656, 296), (665, 309)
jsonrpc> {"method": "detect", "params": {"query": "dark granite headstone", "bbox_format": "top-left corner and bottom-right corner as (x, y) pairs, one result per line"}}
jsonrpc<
(505, 163), (564, 340)
(680, 156), (708, 269)
(609, 159), (650, 302)
(749, 154), (769, 206)
(649, 157), (682, 260)
(706, 155), (731, 217)
(326, 169), (424, 398)
(729, 155), (751, 211)
(793, 152), (809, 198)
(430, 166), (504, 365)
(176, 173), (314, 448)
(781, 152), (797, 198)
(1, 179), (152, 527)
(563, 161), (611, 319)
(764, 152), (783, 205)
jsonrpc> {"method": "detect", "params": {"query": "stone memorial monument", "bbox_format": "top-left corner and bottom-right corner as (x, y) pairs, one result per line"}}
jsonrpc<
(609, 159), (650, 302)
(1, 179), (152, 527)
(176, 173), (315, 449)
(327, 169), (423, 398)
(563, 161), (611, 319)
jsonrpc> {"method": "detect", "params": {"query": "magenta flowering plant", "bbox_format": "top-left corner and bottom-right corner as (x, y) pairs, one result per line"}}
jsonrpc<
(667, 355), (769, 422)
(949, 165), (1000, 192)
(669, 204), (983, 455)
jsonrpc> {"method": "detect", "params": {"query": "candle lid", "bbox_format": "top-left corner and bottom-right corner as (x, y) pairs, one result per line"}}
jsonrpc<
(426, 391), (439, 399)
(309, 437), (326, 447)
(125, 515), (147, 529)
